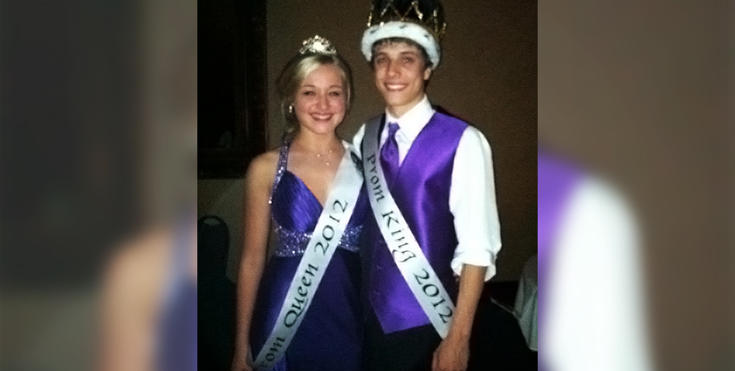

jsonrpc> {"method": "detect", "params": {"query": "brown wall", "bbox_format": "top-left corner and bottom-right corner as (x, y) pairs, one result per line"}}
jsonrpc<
(199, 0), (537, 281)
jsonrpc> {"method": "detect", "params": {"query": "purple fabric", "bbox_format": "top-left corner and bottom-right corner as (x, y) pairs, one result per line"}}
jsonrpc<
(249, 143), (368, 371)
(380, 122), (400, 186)
(271, 144), (367, 233)
(366, 112), (467, 333)
(537, 152), (582, 299)
(156, 223), (197, 371)
(271, 171), (326, 231)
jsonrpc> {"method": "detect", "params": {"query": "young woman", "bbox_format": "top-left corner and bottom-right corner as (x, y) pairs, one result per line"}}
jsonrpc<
(231, 35), (367, 371)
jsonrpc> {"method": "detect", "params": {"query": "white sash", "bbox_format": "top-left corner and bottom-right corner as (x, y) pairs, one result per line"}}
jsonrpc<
(254, 146), (363, 370)
(362, 118), (455, 338)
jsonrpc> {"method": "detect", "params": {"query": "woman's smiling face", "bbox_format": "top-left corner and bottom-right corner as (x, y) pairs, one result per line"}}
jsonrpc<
(293, 63), (347, 136)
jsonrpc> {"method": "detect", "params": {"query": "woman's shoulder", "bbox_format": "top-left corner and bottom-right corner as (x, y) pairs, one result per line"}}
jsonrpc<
(250, 148), (280, 171)
(245, 148), (281, 190)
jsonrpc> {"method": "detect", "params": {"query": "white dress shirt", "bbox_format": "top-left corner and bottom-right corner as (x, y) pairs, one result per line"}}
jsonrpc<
(353, 95), (502, 281)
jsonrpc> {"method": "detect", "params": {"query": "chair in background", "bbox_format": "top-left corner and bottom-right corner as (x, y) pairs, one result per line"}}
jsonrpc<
(198, 215), (236, 370)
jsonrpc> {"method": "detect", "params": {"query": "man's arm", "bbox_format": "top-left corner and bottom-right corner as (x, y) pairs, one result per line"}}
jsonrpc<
(434, 126), (503, 371)
(448, 126), (502, 280)
(433, 264), (487, 371)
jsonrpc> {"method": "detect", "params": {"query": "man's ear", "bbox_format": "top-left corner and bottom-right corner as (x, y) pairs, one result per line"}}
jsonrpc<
(423, 66), (432, 81)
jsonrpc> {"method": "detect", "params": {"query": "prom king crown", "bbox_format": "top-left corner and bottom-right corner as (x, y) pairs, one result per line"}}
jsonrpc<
(361, 0), (447, 67)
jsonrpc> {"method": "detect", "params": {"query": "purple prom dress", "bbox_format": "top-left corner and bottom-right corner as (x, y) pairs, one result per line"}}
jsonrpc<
(249, 141), (367, 371)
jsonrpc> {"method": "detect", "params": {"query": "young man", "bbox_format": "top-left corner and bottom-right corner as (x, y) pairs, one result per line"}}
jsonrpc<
(353, 1), (502, 370)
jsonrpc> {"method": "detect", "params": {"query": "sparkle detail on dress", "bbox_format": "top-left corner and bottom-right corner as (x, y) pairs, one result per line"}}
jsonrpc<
(268, 143), (290, 205)
(272, 220), (362, 257)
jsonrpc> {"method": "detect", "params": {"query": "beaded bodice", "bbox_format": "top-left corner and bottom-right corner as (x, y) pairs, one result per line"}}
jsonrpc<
(269, 141), (366, 257)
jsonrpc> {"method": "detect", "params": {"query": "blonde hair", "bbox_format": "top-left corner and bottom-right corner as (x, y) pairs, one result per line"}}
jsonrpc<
(276, 53), (353, 135)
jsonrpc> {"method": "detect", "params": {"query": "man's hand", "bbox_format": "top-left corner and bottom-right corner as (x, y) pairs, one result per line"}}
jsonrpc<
(432, 334), (470, 371)
(433, 264), (486, 371)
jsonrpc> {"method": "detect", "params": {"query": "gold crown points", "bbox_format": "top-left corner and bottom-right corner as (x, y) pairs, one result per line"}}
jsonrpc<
(299, 35), (337, 55)
(366, 0), (446, 39)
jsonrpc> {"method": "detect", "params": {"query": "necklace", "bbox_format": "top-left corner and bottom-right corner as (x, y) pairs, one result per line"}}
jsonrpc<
(313, 148), (336, 167)
(293, 140), (342, 167)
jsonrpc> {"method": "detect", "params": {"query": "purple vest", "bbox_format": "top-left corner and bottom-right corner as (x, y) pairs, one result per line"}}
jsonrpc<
(364, 112), (467, 333)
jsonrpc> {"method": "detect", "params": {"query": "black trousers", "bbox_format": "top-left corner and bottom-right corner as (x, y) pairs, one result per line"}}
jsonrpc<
(363, 300), (537, 371)
(363, 309), (441, 371)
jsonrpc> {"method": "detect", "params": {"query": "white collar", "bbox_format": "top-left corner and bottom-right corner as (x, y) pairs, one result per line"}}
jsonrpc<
(384, 95), (435, 141)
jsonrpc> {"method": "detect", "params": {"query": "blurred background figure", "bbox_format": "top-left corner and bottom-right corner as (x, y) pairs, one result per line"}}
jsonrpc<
(538, 149), (653, 371)
(99, 224), (197, 371)
(97, 0), (197, 369)
(1, 0), (196, 369)
(539, 1), (733, 370)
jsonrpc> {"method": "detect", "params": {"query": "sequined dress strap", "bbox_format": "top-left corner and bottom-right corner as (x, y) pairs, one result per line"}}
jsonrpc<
(268, 141), (291, 205)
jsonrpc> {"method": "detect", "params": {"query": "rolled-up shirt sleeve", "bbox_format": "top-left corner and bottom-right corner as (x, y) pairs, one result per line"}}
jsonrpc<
(449, 126), (502, 281)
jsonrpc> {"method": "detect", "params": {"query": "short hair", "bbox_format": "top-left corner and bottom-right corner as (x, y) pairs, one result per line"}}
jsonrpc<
(369, 37), (433, 69)
(276, 53), (354, 134)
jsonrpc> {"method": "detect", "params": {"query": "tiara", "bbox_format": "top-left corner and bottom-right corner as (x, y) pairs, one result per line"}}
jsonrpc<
(298, 35), (337, 55)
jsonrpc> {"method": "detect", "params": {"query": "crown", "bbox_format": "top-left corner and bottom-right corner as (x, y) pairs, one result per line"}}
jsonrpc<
(366, 0), (446, 40)
(361, 0), (446, 67)
(298, 35), (337, 55)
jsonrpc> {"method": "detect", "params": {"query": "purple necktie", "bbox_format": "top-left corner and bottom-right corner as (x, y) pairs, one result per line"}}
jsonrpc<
(380, 122), (400, 186)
